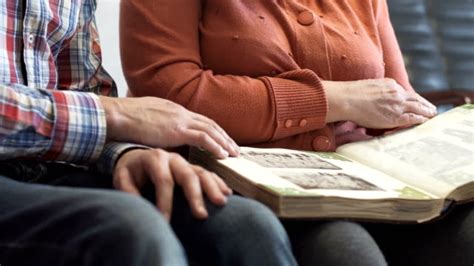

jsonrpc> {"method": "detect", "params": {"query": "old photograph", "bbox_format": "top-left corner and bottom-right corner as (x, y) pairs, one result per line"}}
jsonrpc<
(241, 151), (341, 170)
(275, 171), (382, 191)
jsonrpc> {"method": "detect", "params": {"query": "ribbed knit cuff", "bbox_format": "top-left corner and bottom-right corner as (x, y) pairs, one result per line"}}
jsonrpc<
(95, 142), (149, 175)
(260, 69), (328, 140)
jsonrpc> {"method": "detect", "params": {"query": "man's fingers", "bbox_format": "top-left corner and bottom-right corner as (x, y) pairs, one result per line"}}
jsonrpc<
(113, 168), (141, 196)
(190, 120), (235, 157)
(183, 129), (229, 159)
(147, 152), (175, 221)
(193, 166), (228, 206)
(170, 155), (208, 219)
(212, 173), (233, 196)
(192, 114), (240, 156)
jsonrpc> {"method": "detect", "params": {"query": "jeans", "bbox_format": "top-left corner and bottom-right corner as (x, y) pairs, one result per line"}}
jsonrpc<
(0, 165), (296, 266)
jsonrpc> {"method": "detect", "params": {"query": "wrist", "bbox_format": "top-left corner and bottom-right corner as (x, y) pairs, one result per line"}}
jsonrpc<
(99, 96), (124, 141)
(323, 80), (350, 123)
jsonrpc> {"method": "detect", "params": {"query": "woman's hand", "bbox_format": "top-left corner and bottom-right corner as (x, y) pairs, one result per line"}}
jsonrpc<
(113, 148), (232, 221)
(325, 78), (437, 129)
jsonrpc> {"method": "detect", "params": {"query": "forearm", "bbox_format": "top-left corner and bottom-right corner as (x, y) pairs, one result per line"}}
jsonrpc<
(124, 62), (328, 145)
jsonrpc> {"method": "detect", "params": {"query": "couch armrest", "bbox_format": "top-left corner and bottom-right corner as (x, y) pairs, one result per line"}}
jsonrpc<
(420, 89), (474, 107)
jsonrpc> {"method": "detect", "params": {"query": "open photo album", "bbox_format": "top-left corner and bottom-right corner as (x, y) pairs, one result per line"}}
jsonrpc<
(190, 105), (474, 223)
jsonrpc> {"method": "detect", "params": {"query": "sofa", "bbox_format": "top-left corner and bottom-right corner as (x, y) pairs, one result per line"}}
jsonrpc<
(388, 0), (474, 110)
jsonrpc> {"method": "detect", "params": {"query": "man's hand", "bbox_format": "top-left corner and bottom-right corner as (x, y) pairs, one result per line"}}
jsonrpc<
(100, 96), (239, 159)
(325, 78), (437, 129)
(113, 148), (232, 220)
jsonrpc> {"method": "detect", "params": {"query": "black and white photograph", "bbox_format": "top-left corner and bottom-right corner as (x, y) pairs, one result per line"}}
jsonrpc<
(275, 171), (383, 191)
(241, 151), (341, 170)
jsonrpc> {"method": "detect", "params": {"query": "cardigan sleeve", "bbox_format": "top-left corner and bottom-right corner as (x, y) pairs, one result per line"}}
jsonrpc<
(120, 0), (328, 145)
(376, 0), (416, 92)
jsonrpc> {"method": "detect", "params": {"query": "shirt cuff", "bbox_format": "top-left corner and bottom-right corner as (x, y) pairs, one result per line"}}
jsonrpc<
(95, 142), (149, 175)
(43, 91), (107, 163)
(259, 69), (328, 140)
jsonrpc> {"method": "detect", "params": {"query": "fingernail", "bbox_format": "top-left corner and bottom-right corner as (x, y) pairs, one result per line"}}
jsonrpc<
(233, 144), (241, 155)
(199, 206), (208, 218)
(220, 196), (228, 204)
(161, 211), (171, 222)
(221, 149), (229, 158)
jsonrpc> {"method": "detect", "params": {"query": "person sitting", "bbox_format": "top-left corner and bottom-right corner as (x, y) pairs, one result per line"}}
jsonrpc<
(0, 0), (297, 265)
(121, 0), (474, 265)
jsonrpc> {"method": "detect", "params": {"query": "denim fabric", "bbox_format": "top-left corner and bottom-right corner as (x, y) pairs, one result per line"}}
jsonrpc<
(0, 174), (186, 266)
(170, 190), (296, 266)
(0, 168), (296, 266)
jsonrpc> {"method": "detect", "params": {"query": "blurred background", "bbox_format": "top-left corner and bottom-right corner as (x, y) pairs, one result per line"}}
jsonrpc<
(96, 0), (126, 96)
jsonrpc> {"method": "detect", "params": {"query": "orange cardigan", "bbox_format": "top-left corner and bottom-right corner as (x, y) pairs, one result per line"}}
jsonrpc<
(120, 0), (413, 152)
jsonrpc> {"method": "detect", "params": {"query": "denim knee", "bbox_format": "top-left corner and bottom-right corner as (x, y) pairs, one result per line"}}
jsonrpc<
(204, 196), (297, 266)
(67, 191), (186, 266)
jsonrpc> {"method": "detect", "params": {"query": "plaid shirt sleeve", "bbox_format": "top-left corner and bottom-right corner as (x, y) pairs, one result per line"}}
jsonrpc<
(1, 0), (144, 175)
(53, 0), (146, 174)
(0, 83), (106, 163)
(0, 83), (147, 175)
(96, 142), (149, 174)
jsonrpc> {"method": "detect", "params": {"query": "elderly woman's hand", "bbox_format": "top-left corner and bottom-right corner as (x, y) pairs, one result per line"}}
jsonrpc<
(325, 78), (437, 129)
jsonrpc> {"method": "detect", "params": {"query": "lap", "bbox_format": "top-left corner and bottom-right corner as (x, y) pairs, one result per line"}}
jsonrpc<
(284, 220), (386, 266)
(365, 203), (474, 266)
(282, 204), (474, 266)
(170, 189), (295, 266)
(0, 173), (184, 266)
(1, 168), (295, 266)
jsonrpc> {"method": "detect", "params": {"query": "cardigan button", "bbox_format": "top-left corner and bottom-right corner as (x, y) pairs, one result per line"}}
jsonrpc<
(297, 11), (314, 26)
(299, 119), (307, 127)
(312, 136), (331, 151)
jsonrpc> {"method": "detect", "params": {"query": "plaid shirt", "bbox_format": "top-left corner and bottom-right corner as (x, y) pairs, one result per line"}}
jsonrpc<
(0, 0), (135, 174)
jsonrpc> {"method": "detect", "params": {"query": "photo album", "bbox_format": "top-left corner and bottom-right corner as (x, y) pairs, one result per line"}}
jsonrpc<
(190, 105), (474, 223)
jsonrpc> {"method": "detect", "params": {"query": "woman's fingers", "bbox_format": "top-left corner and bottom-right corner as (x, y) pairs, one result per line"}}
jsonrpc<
(405, 93), (437, 116)
(397, 112), (430, 127)
(402, 100), (436, 119)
